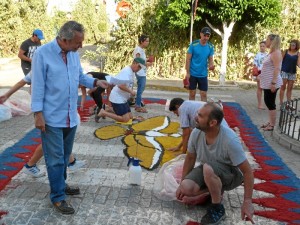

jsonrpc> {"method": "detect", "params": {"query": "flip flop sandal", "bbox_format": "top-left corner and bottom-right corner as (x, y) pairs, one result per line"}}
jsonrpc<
(133, 116), (145, 122)
(262, 124), (274, 131)
(260, 122), (270, 128)
(135, 107), (148, 113)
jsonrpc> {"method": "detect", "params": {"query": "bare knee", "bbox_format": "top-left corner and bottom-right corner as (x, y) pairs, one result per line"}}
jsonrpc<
(203, 163), (214, 176)
(180, 179), (199, 196)
(120, 113), (131, 123)
(203, 163), (218, 183)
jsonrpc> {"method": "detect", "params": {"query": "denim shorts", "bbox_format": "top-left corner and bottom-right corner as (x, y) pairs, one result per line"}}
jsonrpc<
(111, 102), (131, 116)
(184, 162), (244, 191)
(281, 71), (296, 81)
(189, 76), (208, 91)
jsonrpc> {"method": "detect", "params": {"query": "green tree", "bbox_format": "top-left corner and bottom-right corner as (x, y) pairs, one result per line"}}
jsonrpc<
(155, 0), (282, 84)
(103, 0), (189, 77)
(0, 0), (51, 56)
(72, 0), (109, 44)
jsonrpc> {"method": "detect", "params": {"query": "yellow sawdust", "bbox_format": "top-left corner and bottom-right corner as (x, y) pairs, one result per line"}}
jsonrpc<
(116, 119), (133, 125)
(132, 116), (168, 131)
(95, 116), (182, 169)
(159, 121), (180, 134)
(156, 136), (182, 165)
(94, 125), (126, 140)
(126, 141), (158, 169)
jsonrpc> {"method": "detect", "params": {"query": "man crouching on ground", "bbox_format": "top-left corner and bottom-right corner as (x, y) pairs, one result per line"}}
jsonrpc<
(176, 102), (254, 225)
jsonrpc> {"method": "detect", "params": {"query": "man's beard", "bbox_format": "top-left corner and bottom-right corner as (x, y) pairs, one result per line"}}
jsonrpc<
(195, 121), (209, 132)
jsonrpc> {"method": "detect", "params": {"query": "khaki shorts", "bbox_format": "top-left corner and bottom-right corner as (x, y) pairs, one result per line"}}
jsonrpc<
(184, 161), (244, 191)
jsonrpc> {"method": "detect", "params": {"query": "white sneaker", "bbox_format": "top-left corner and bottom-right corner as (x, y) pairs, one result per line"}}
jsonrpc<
(68, 160), (86, 171)
(23, 164), (46, 178)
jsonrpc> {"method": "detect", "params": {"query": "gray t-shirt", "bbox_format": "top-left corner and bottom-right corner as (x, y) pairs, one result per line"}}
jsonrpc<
(179, 101), (228, 128)
(188, 125), (246, 166)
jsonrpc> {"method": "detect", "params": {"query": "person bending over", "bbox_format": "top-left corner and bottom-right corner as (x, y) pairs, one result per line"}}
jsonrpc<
(97, 58), (146, 123)
(168, 98), (228, 154)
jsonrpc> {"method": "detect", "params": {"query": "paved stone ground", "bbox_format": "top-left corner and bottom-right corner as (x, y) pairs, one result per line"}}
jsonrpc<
(0, 57), (299, 225)
(1, 86), (299, 225)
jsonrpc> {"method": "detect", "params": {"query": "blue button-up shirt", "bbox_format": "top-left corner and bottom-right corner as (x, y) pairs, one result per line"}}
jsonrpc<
(31, 38), (95, 128)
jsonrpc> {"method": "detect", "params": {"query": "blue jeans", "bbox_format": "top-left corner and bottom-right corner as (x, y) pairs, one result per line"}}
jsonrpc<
(135, 75), (146, 107)
(41, 125), (77, 203)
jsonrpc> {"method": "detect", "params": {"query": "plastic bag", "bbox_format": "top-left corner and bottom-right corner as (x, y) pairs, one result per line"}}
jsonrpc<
(154, 154), (186, 201)
(183, 77), (189, 89)
(252, 66), (260, 76)
(0, 89), (31, 116)
(154, 154), (201, 201)
(0, 104), (12, 122)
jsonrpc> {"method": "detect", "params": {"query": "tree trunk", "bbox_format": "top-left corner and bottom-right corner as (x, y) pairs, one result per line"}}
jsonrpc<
(219, 21), (235, 85)
(206, 20), (235, 85)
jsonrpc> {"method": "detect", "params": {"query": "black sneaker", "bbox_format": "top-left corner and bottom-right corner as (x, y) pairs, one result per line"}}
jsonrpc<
(53, 200), (75, 214)
(65, 184), (80, 195)
(201, 203), (225, 225)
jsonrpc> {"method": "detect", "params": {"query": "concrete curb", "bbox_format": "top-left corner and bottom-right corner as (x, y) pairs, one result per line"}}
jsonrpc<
(273, 127), (300, 155)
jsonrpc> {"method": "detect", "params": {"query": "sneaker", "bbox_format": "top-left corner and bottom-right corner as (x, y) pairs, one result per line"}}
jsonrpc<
(68, 160), (86, 171)
(53, 200), (75, 214)
(23, 164), (46, 178)
(141, 101), (145, 107)
(201, 203), (225, 225)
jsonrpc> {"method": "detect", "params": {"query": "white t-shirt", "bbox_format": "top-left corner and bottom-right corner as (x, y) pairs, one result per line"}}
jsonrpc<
(254, 52), (268, 70)
(23, 72), (32, 84)
(109, 66), (135, 103)
(133, 46), (147, 76)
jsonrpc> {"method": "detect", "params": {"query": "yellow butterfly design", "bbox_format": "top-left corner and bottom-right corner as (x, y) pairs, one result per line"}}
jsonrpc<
(94, 116), (182, 170)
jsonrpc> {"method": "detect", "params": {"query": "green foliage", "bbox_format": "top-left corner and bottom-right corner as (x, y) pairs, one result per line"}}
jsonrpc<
(0, 0), (109, 57)
(72, 0), (109, 44)
(102, 0), (189, 77)
(0, 0), (52, 57)
(155, 0), (191, 28)
(103, 0), (282, 80)
(0, 0), (299, 84)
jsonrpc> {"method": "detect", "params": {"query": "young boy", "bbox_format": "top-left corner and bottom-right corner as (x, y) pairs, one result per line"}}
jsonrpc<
(97, 58), (146, 123)
(253, 41), (268, 109)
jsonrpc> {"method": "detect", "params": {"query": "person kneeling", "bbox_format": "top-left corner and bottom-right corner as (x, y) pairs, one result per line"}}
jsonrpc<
(97, 58), (146, 123)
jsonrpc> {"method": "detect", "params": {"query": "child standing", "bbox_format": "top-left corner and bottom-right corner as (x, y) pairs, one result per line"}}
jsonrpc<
(133, 34), (152, 113)
(253, 41), (268, 109)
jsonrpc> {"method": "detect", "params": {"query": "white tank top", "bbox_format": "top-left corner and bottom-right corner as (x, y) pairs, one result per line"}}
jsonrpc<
(260, 53), (282, 89)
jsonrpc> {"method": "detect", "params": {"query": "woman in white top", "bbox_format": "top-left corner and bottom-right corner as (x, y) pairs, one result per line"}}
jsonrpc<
(260, 34), (283, 131)
(133, 34), (151, 113)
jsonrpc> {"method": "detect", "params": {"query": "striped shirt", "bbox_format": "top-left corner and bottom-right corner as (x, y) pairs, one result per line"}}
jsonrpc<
(260, 53), (282, 89)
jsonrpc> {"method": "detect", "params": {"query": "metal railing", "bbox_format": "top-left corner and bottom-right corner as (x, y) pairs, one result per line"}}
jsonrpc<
(278, 98), (300, 141)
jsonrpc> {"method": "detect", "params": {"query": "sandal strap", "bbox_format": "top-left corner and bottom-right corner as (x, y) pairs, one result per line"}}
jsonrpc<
(135, 107), (147, 113)
(261, 122), (270, 128)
